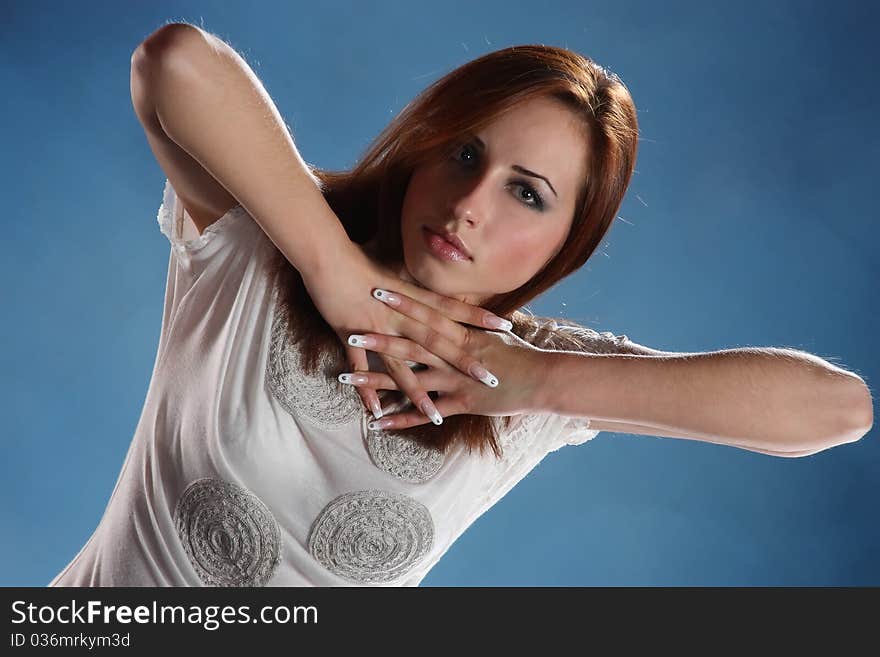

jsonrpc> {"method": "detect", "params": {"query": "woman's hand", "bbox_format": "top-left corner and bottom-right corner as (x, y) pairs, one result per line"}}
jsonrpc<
(299, 240), (513, 420)
(336, 287), (551, 429)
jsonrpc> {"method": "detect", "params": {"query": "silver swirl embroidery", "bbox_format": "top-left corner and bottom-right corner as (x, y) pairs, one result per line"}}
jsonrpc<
(364, 413), (445, 483)
(265, 288), (363, 429)
(174, 478), (281, 587)
(308, 490), (434, 584)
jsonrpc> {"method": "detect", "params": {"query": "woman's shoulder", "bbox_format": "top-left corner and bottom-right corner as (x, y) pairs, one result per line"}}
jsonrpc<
(514, 314), (657, 355)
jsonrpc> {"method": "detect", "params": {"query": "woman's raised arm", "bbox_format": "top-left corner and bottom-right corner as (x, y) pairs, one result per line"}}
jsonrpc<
(131, 22), (350, 277)
(129, 22), (509, 423)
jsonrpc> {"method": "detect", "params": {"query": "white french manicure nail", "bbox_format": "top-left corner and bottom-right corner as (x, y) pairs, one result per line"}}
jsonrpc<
(348, 334), (374, 348)
(373, 289), (401, 306)
(338, 373), (369, 385)
(371, 399), (384, 419)
(419, 398), (443, 425)
(485, 315), (513, 331)
(469, 363), (499, 387)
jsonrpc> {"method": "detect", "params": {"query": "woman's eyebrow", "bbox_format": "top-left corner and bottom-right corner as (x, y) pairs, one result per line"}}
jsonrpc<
(472, 136), (558, 198)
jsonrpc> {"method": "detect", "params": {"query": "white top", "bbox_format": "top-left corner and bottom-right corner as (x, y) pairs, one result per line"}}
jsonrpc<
(47, 179), (630, 587)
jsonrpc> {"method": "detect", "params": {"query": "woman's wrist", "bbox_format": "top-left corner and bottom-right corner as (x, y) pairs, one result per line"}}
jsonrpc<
(529, 348), (565, 415)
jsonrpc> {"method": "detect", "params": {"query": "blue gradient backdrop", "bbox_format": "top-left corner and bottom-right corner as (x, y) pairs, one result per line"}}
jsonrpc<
(1, 0), (877, 586)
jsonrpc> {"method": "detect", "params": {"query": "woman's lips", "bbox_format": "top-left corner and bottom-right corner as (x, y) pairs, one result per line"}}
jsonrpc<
(422, 226), (472, 262)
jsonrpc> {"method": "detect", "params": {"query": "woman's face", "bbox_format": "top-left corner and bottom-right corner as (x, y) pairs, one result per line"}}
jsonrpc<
(397, 95), (590, 305)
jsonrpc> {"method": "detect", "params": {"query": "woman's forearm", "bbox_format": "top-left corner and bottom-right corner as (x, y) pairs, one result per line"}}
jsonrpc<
(538, 348), (874, 454)
(132, 23), (350, 278)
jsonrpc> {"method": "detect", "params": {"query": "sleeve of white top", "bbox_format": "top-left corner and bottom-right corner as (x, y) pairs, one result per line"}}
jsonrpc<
(156, 177), (254, 278)
(547, 415), (600, 452)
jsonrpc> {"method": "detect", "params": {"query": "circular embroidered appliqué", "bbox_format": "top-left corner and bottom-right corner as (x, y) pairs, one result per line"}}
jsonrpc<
(265, 288), (363, 429)
(363, 414), (445, 483)
(308, 490), (434, 584)
(174, 478), (281, 587)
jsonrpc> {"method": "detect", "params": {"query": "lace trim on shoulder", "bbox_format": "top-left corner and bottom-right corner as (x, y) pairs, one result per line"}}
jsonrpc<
(522, 318), (632, 355)
(551, 415), (600, 451)
(157, 179), (248, 254)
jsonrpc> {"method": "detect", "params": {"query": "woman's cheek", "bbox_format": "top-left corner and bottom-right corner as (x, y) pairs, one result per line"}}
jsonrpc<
(490, 232), (552, 290)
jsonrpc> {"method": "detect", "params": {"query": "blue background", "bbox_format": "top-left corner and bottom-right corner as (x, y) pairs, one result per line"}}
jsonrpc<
(2, 0), (877, 586)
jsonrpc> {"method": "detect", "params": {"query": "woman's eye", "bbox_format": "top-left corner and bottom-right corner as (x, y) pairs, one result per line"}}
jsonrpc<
(453, 143), (545, 211)
(513, 183), (545, 211)
(454, 143), (478, 166)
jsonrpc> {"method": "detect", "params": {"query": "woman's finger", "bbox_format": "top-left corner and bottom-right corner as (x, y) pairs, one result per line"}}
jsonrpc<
(385, 283), (512, 332)
(377, 353), (445, 426)
(344, 343), (384, 419)
(371, 289), (500, 387)
(373, 288), (470, 345)
(338, 368), (451, 394)
(366, 395), (470, 431)
(351, 320), (499, 389)
(347, 332), (450, 370)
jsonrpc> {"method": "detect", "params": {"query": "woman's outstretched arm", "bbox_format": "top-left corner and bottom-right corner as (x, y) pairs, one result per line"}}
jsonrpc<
(538, 347), (874, 456)
(339, 287), (872, 454)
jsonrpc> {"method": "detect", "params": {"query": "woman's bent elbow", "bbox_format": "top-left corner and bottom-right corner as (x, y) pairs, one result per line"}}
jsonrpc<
(131, 22), (212, 79)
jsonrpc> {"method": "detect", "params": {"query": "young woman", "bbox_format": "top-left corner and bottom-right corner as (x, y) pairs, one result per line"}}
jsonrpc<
(48, 23), (872, 587)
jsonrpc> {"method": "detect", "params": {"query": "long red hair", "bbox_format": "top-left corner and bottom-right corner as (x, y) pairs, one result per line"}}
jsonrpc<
(266, 44), (640, 459)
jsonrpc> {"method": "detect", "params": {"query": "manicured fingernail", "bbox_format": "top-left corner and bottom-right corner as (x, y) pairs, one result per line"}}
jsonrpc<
(468, 362), (499, 387)
(368, 418), (393, 430)
(419, 398), (443, 425)
(373, 289), (401, 306)
(348, 334), (375, 348)
(370, 399), (384, 419)
(484, 315), (513, 331)
(338, 373), (369, 385)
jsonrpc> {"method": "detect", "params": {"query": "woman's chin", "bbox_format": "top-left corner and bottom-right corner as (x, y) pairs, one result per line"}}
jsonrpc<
(398, 255), (479, 302)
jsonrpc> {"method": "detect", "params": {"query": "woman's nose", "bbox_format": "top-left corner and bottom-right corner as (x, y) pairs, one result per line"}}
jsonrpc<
(448, 175), (492, 227)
